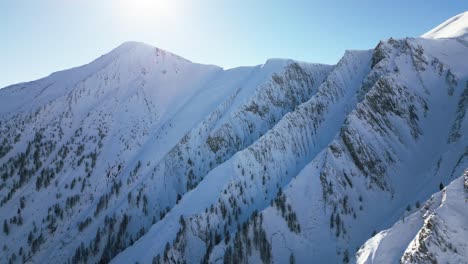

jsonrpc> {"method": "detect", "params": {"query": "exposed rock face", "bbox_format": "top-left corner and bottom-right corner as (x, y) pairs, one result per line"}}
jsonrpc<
(357, 170), (468, 264)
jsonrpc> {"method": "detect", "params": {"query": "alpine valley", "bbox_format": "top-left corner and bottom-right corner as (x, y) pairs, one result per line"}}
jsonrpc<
(0, 11), (467, 264)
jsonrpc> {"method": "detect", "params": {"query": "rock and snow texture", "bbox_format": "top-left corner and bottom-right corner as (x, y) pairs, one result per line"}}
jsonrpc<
(0, 40), (331, 263)
(422, 11), (468, 41)
(356, 170), (468, 264)
(115, 13), (468, 264)
(0, 12), (467, 264)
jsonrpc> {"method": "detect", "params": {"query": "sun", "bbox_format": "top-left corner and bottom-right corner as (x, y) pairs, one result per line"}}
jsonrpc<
(118, 0), (174, 22)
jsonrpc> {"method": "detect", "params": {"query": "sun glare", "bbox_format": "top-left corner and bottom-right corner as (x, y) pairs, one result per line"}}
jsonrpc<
(118, 0), (174, 23)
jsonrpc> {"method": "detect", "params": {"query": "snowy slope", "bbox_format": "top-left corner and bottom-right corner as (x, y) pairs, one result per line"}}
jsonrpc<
(114, 15), (468, 264)
(0, 40), (331, 263)
(422, 11), (468, 41)
(356, 170), (468, 264)
(0, 12), (467, 264)
(113, 48), (375, 263)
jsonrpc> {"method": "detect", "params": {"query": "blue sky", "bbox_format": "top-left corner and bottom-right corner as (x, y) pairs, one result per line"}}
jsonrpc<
(0, 0), (466, 88)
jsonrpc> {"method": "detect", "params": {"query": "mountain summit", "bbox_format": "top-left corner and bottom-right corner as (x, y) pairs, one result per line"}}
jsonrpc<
(0, 13), (467, 264)
(422, 11), (468, 40)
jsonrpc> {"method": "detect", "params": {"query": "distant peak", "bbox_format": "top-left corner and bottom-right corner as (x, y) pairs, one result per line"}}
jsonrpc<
(422, 11), (468, 40)
(117, 41), (152, 50)
(262, 58), (294, 66)
(103, 41), (194, 66)
(113, 41), (161, 55)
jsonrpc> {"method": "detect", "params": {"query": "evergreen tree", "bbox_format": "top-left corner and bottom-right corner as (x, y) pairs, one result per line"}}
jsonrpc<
(3, 220), (9, 235)
(289, 253), (295, 264)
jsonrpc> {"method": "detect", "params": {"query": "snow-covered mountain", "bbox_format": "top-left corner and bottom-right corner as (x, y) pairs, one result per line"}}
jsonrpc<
(356, 169), (468, 264)
(0, 12), (467, 264)
(422, 11), (468, 41)
(0, 41), (332, 264)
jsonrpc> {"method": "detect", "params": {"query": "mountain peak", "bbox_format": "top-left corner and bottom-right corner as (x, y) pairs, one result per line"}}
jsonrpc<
(422, 11), (468, 40)
(106, 41), (193, 66)
(118, 41), (151, 48)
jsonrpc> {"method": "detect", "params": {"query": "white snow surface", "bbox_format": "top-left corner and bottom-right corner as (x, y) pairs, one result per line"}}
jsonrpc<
(0, 40), (332, 263)
(0, 12), (467, 264)
(422, 11), (468, 41)
(357, 170), (468, 264)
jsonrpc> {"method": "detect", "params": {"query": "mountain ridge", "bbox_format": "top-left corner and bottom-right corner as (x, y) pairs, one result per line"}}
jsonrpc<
(0, 12), (467, 264)
(422, 11), (468, 40)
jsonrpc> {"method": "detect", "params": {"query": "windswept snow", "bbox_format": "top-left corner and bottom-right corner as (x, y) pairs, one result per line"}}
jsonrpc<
(422, 11), (468, 41)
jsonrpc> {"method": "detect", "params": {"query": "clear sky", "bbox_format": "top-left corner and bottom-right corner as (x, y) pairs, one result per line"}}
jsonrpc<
(0, 0), (466, 88)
